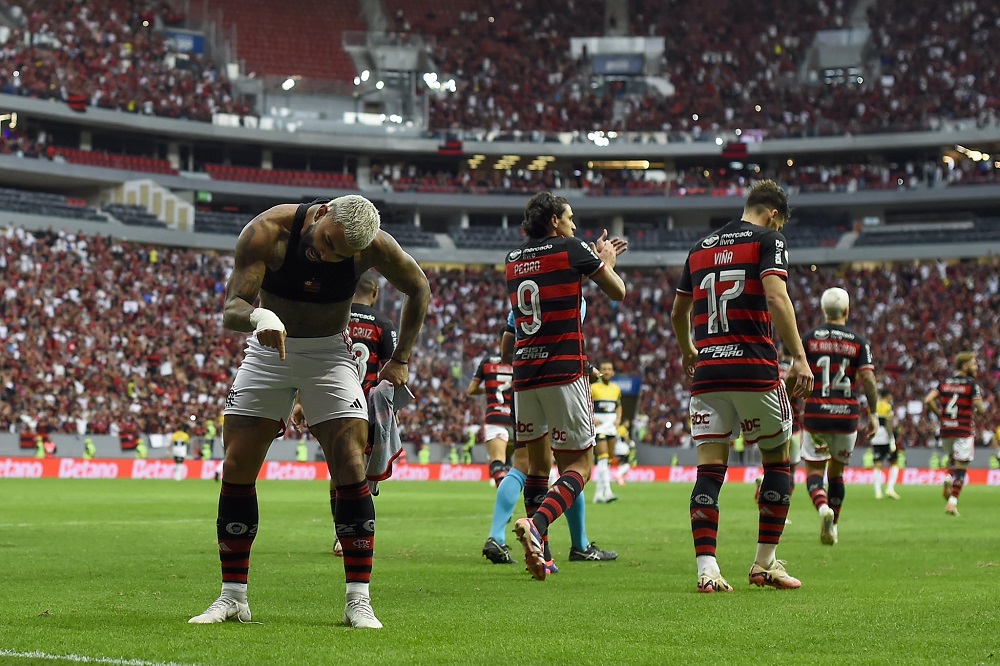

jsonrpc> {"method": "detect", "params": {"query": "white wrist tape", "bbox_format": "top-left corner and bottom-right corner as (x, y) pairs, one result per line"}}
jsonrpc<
(249, 308), (285, 334)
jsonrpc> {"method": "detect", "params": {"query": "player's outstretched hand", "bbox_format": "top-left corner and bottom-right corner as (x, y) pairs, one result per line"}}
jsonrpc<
(289, 402), (307, 435)
(866, 413), (879, 438)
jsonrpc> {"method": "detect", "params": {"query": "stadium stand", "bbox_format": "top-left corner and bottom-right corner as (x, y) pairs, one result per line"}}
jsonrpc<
(205, 164), (358, 189)
(0, 0), (246, 121)
(0, 187), (105, 221)
(209, 0), (364, 82)
(102, 203), (168, 228)
(194, 209), (249, 235)
(58, 148), (179, 175)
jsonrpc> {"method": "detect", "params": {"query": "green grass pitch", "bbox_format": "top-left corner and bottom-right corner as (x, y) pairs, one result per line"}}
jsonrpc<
(0, 478), (997, 665)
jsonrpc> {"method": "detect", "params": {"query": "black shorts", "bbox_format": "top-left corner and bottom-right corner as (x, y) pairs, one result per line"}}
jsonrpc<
(174, 456), (186, 464)
(616, 454), (630, 465)
(872, 445), (898, 465)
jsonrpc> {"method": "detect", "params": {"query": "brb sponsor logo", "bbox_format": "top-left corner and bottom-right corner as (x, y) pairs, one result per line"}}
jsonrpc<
(741, 418), (761, 433)
(60, 459), (120, 479)
(265, 462), (317, 481)
(516, 422), (534, 435)
(551, 429), (567, 443)
(0, 458), (43, 478)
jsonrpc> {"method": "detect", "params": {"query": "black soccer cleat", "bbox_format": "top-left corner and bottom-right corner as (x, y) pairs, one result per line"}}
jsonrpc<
(482, 537), (515, 564)
(568, 542), (619, 561)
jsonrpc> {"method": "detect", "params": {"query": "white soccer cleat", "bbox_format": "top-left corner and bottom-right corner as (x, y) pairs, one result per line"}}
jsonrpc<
(188, 596), (251, 624)
(343, 596), (383, 629)
(885, 489), (900, 500)
(819, 505), (837, 545)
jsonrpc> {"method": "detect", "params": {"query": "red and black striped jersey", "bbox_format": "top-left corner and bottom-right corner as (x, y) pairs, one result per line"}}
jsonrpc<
(778, 358), (804, 434)
(801, 324), (874, 433)
(349, 303), (397, 395)
(677, 219), (788, 394)
(505, 236), (604, 390)
(934, 374), (982, 438)
(474, 355), (514, 426)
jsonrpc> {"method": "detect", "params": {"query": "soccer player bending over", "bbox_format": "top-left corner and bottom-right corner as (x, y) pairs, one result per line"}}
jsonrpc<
(799, 287), (878, 546)
(189, 195), (428, 629)
(672, 180), (813, 593)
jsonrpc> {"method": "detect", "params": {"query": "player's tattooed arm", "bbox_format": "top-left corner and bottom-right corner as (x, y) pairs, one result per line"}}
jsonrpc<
(224, 218), (273, 332)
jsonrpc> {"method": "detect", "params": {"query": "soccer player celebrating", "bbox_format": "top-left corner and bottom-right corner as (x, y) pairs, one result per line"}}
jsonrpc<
(506, 191), (627, 581)
(923, 352), (987, 516)
(871, 388), (902, 500)
(466, 353), (514, 486)
(189, 196), (429, 630)
(671, 180), (813, 593)
(800, 287), (878, 546)
(591, 361), (622, 503)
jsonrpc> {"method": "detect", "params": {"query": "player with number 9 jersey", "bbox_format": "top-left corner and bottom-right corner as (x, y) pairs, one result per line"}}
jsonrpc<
(349, 303), (396, 395)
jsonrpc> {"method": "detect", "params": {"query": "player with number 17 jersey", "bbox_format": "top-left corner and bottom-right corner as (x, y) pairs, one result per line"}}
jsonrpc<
(676, 220), (789, 396)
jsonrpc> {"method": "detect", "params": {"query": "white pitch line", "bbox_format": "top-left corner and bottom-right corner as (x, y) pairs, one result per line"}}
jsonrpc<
(0, 650), (199, 666)
(0, 519), (204, 528)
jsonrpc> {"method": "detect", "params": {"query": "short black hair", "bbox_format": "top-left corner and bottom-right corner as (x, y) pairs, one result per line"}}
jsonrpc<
(355, 270), (379, 297)
(522, 192), (569, 239)
(745, 180), (790, 222)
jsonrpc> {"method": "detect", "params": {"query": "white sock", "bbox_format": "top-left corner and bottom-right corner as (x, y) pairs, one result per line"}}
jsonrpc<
(947, 496), (958, 507)
(755, 544), (777, 566)
(346, 582), (370, 599)
(597, 458), (611, 495)
(696, 555), (719, 576)
(873, 468), (883, 493)
(619, 463), (631, 480)
(887, 465), (899, 491)
(222, 582), (248, 601)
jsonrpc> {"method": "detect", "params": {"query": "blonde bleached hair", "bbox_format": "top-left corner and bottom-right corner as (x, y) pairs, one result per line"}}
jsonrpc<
(329, 195), (381, 250)
(820, 286), (850, 319)
(954, 351), (976, 370)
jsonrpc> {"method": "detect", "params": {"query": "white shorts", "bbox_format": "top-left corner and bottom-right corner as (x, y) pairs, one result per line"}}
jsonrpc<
(871, 426), (892, 446)
(801, 430), (858, 464)
(614, 438), (630, 457)
(515, 375), (596, 451)
(789, 432), (801, 465)
(689, 385), (792, 451)
(594, 414), (617, 438)
(942, 436), (975, 463)
(483, 424), (512, 443)
(225, 333), (368, 425)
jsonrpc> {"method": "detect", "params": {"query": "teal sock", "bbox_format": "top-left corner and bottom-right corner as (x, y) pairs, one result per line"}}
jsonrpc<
(565, 484), (589, 551)
(489, 468), (526, 544)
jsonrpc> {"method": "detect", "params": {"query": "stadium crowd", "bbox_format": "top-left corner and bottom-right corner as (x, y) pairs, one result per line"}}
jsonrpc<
(2, 224), (995, 455)
(372, 158), (996, 197)
(0, 0), (994, 137)
(0, 0), (249, 121)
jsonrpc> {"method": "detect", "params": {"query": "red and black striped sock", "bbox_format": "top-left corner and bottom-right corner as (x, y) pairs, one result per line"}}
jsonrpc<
(532, 471), (584, 534)
(758, 461), (791, 545)
(217, 481), (258, 585)
(523, 475), (548, 520)
(807, 474), (828, 510)
(690, 464), (726, 558)
(827, 476), (845, 524)
(950, 468), (966, 499)
(488, 460), (507, 485)
(335, 481), (375, 584)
